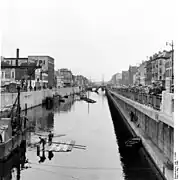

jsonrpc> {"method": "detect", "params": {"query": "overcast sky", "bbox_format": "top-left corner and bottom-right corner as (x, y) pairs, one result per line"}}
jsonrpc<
(0, 0), (177, 81)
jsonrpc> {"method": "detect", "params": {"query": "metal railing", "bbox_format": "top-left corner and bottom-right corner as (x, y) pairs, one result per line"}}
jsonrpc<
(113, 88), (162, 111)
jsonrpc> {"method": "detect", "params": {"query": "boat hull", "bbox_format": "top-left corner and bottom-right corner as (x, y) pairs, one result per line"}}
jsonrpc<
(0, 130), (27, 161)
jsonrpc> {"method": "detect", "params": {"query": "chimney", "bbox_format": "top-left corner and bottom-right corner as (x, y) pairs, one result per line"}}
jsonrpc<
(16, 48), (19, 66)
(16, 48), (19, 58)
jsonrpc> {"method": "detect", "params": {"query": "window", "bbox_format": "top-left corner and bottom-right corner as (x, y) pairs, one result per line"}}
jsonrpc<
(1, 71), (4, 79)
(11, 71), (15, 79)
(159, 68), (162, 74)
(166, 70), (168, 77)
(165, 62), (168, 68)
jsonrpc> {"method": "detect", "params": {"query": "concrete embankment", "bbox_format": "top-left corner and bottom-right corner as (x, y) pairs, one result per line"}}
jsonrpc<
(106, 89), (173, 180)
(0, 87), (80, 111)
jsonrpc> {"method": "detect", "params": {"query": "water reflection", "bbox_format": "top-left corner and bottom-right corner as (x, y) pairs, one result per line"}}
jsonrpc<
(0, 92), (160, 180)
(53, 96), (76, 113)
(26, 96), (76, 133)
(0, 96), (78, 180)
(0, 140), (28, 180)
(24, 107), (55, 133)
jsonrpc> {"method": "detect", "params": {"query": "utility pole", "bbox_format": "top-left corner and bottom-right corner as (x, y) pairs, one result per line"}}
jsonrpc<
(17, 86), (21, 127)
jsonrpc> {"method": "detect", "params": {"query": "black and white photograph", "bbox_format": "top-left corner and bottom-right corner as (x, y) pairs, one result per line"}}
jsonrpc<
(0, 0), (178, 179)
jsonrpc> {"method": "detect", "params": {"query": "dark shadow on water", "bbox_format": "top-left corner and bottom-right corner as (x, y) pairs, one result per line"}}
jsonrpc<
(107, 95), (161, 180)
(0, 133), (56, 179)
(0, 140), (29, 180)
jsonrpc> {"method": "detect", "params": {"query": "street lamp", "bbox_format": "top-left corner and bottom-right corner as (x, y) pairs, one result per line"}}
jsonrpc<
(166, 41), (174, 87)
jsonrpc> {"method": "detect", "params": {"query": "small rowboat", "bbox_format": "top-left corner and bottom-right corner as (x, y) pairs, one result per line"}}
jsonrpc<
(125, 137), (141, 145)
(125, 137), (142, 148)
(119, 136), (142, 156)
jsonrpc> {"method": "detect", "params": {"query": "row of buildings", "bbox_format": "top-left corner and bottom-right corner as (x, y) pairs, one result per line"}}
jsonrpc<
(1, 51), (55, 88)
(1, 49), (90, 90)
(55, 68), (89, 88)
(110, 50), (173, 90)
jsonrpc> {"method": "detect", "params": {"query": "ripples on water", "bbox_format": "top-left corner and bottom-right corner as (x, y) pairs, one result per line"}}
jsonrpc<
(0, 91), (160, 180)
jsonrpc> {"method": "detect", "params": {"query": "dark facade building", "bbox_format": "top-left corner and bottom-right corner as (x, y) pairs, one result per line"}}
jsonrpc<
(145, 58), (152, 85)
(122, 71), (129, 86)
(128, 66), (138, 85)
(1, 57), (35, 81)
(1, 49), (55, 88)
(28, 56), (55, 87)
(58, 68), (73, 87)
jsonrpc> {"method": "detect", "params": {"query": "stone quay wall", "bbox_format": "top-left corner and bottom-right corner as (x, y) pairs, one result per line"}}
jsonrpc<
(0, 87), (80, 111)
(107, 89), (173, 180)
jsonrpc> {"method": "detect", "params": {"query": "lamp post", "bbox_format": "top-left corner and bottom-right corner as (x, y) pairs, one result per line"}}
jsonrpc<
(166, 41), (174, 88)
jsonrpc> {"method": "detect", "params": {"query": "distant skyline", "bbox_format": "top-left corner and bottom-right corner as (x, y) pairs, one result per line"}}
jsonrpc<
(1, 0), (177, 81)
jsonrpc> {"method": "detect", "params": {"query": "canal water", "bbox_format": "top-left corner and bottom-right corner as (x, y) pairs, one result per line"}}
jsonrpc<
(1, 91), (159, 179)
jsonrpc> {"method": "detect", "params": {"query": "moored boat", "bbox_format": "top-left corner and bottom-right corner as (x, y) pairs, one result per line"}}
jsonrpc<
(85, 98), (96, 103)
(119, 136), (142, 156)
(80, 96), (96, 103)
(0, 117), (29, 161)
(0, 86), (29, 161)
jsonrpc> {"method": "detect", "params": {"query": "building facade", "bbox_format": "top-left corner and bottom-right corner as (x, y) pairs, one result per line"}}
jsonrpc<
(75, 75), (87, 87)
(110, 73), (122, 86)
(136, 61), (146, 86)
(58, 69), (73, 87)
(110, 74), (116, 85)
(1, 57), (16, 86)
(165, 50), (173, 82)
(28, 56), (55, 88)
(145, 58), (152, 85)
(1, 56), (29, 85)
(1, 49), (55, 88)
(122, 71), (129, 86)
(55, 71), (64, 88)
(133, 72), (139, 85)
(150, 51), (170, 87)
(128, 66), (138, 85)
(115, 73), (122, 85)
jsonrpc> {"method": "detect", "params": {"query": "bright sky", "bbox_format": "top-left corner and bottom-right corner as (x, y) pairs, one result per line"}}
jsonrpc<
(0, 0), (178, 81)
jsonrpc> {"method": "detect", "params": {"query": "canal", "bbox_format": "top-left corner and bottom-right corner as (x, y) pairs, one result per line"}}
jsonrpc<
(1, 91), (160, 179)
